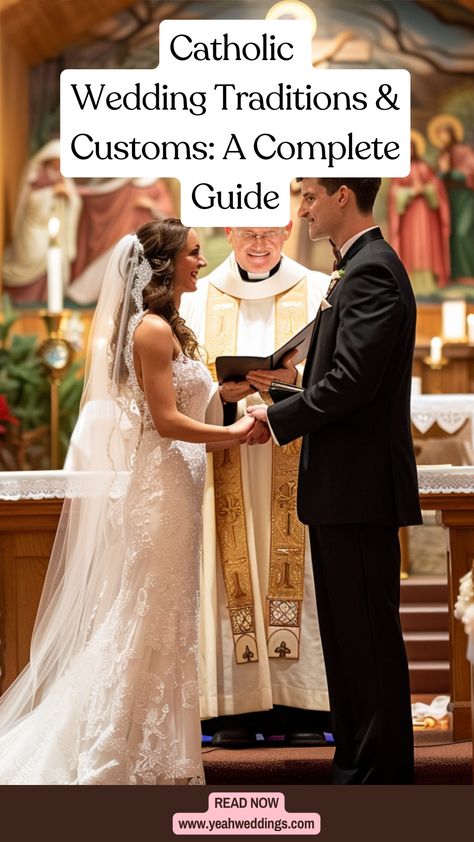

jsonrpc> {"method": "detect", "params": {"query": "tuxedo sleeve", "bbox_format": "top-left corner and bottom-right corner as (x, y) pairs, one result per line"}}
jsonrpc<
(268, 262), (403, 445)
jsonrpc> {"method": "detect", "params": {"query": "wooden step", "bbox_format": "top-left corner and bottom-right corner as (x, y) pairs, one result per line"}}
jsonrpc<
(400, 604), (449, 632)
(400, 575), (447, 605)
(408, 661), (450, 694)
(403, 631), (449, 661)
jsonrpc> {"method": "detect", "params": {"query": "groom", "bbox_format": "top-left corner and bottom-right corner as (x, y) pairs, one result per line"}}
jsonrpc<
(248, 177), (422, 784)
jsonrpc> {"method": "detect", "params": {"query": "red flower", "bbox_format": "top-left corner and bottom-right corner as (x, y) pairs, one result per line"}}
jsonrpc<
(0, 395), (19, 434)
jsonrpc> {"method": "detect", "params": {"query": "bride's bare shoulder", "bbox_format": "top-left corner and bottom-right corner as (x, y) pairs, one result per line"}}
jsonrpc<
(135, 313), (172, 341)
(134, 314), (173, 358)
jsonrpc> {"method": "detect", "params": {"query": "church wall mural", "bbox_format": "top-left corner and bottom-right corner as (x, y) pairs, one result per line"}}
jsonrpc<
(2, 0), (474, 308)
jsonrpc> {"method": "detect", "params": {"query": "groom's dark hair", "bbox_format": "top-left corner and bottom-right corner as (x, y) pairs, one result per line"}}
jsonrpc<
(295, 177), (381, 214)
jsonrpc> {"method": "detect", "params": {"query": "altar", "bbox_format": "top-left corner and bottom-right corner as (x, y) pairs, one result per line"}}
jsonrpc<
(418, 466), (474, 741)
(0, 467), (473, 743)
(411, 393), (474, 465)
(0, 470), (128, 692)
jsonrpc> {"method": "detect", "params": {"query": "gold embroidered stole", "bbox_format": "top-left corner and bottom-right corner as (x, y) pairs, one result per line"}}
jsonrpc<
(206, 280), (306, 664)
(267, 286), (306, 660)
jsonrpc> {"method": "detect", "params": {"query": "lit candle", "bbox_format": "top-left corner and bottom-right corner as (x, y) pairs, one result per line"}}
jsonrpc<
(47, 216), (63, 313)
(430, 336), (442, 364)
(468, 314), (474, 345)
(411, 376), (422, 396)
(441, 300), (466, 342)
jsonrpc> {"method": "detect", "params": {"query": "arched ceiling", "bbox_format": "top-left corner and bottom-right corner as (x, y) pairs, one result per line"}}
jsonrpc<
(0, 0), (135, 64)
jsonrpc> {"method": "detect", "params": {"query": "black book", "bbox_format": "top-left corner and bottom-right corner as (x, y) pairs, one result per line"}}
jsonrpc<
(215, 318), (315, 383)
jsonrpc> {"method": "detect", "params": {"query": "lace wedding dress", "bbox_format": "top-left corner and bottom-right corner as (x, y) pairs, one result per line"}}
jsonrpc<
(0, 314), (212, 785)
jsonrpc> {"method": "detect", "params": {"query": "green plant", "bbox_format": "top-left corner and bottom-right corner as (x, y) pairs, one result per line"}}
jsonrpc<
(0, 295), (84, 466)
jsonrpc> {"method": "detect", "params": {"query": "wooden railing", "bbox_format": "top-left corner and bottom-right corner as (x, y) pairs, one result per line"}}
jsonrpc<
(0, 498), (61, 691)
(1, 475), (474, 754)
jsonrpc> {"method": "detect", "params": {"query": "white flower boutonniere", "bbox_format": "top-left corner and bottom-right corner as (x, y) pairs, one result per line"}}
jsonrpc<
(327, 267), (345, 296)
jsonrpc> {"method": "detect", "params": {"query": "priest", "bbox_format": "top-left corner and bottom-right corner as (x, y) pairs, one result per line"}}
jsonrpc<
(180, 225), (330, 747)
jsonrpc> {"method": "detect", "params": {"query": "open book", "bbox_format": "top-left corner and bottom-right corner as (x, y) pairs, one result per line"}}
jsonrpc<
(215, 317), (315, 383)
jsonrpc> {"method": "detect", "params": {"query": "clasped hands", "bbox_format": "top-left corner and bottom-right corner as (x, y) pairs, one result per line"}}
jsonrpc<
(226, 403), (270, 446)
(220, 349), (298, 447)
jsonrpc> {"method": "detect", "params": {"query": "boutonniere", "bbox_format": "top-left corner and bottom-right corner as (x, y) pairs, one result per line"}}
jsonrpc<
(327, 267), (345, 296)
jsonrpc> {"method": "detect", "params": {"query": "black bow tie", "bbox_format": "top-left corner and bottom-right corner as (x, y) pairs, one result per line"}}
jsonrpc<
(326, 240), (344, 297)
(330, 239), (342, 271)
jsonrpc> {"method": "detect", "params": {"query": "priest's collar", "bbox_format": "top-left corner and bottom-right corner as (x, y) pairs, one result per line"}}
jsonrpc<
(237, 261), (281, 282)
(206, 253), (307, 301)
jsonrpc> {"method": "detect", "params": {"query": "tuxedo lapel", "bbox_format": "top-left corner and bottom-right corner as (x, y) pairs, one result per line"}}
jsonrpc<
(302, 228), (385, 387)
(303, 309), (323, 386)
(339, 227), (383, 269)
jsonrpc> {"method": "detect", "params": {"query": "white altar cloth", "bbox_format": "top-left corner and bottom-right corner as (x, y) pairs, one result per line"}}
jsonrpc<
(0, 466), (473, 500)
(417, 465), (474, 495)
(411, 394), (474, 464)
(411, 394), (474, 436)
(0, 470), (129, 500)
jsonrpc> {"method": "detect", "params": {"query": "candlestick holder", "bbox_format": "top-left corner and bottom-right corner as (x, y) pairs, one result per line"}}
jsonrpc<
(422, 354), (449, 371)
(38, 310), (74, 469)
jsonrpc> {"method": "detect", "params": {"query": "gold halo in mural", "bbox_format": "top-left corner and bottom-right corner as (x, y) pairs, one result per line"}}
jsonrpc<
(266, 2), (317, 37)
(410, 129), (426, 159)
(427, 114), (464, 148)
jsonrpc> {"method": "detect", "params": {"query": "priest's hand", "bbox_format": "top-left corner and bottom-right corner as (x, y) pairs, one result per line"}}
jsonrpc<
(219, 380), (256, 403)
(246, 349), (298, 393)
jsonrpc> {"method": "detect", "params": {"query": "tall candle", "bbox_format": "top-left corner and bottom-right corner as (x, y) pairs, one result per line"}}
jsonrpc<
(441, 300), (466, 342)
(468, 314), (474, 345)
(47, 216), (62, 313)
(411, 376), (422, 396)
(430, 336), (442, 364)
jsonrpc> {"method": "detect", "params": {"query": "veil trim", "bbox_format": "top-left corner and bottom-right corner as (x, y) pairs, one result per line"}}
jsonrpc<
(0, 234), (152, 737)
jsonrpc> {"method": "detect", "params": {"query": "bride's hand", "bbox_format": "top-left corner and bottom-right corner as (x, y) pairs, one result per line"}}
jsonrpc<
(228, 414), (255, 440)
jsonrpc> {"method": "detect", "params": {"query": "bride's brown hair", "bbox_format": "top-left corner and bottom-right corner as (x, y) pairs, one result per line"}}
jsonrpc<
(136, 218), (200, 360)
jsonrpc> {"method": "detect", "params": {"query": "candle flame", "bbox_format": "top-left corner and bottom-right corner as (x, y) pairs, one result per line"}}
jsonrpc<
(48, 216), (60, 239)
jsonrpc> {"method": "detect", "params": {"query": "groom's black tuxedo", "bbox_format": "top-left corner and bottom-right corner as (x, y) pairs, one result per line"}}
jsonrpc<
(268, 228), (420, 784)
(269, 227), (422, 528)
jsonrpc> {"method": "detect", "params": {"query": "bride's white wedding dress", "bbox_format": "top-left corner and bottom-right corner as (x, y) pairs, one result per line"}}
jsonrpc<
(0, 315), (212, 784)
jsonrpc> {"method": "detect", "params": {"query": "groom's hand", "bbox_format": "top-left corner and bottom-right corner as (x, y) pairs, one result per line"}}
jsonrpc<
(246, 403), (271, 444)
(244, 417), (271, 445)
(245, 406), (270, 445)
(246, 404), (269, 424)
(246, 349), (298, 393)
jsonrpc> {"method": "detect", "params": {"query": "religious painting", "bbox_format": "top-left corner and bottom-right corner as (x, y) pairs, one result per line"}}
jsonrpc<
(1, 0), (474, 310)
(289, 0), (474, 301)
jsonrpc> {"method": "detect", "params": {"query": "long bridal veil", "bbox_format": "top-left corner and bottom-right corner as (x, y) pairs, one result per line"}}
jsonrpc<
(0, 234), (149, 738)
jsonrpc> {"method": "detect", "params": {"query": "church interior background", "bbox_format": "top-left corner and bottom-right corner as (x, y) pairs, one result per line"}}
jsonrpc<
(1, 0), (474, 777)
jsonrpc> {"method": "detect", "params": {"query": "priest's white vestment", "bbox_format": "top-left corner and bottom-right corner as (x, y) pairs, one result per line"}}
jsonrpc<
(180, 253), (330, 718)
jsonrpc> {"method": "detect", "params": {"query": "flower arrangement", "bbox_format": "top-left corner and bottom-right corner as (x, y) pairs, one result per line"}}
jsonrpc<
(455, 570), (474, 633)
(0, 394), (19, 436)
(0, 394), (20, 469)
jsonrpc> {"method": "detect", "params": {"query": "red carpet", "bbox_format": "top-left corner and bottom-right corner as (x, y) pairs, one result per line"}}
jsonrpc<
(202, 740), (473, 785)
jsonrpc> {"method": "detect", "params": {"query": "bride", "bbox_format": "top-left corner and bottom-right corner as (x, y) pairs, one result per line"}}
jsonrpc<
(0, 218), (255, 784)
